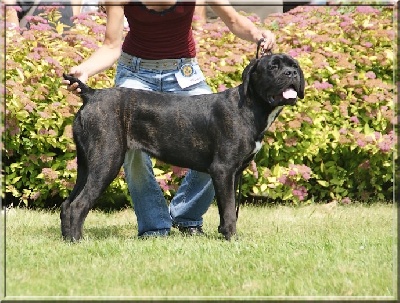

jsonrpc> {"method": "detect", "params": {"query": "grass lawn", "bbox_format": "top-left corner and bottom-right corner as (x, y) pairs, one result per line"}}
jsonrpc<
(2, 202), (397, 300)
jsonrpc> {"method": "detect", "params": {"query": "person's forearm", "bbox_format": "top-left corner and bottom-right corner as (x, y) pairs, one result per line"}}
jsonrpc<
(225, 15), (263, 43)
(77, 43), (122, 77)
(209, 4), (268, 44)
(5, 6), (20, 26)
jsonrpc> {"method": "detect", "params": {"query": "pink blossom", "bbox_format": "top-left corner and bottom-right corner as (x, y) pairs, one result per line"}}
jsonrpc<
(313, 81), (333, 90)
(30, 23), (52, 31)
(157, 179), (170, 192)
(357, 139), (366, 148)
(28, 52), (41, 60)
(288, 49), (301, 58)
(66, 159), (77, 171)
(172, 166), (187, 178)
(24, 104), (34, 113)
(292, 186), (307, 201)
(39, 112), (50, 119)
(247, 15), (260, 23)
(92, 25), (105, 34)
(26, 15), (48, 24)
(192, 15), (201, 21)
(72, 14), (88, 21)
(350, 116), (359, 124)
(250, 160), (258, 179)
(37, 5), (64, 12)
(217, 84), (227, 92)
(341, 197), (351, 204)
(48, 130), (57, 136)
(363, 42), (373, 48)
(45, 56), (60, 66)
(278, 175), (287, 185)
(378, 141), (392, 153)
(302, 116), (313, 124)
(42, 168), (58, 181)
(31, 191), (41, 201)
(211, 32), (223, 39)
(356, 6), (379, 14)
(365, 71), (376, 79)
(340, 21), (351, 28)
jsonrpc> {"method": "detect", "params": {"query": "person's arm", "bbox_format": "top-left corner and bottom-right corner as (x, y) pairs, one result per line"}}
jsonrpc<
(71, 0), (82, 16)
(206, 0), (275, 51)
(65, 5), (125, 92)
(4, 0), (20, 27)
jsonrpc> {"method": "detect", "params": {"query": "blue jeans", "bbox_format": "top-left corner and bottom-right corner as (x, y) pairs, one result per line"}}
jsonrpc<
(115, 53), (215, 236)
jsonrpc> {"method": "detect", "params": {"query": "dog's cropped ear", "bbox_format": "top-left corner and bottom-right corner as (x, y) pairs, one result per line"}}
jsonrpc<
(242, 59), (259, 96)
(298, 67), (306, 99)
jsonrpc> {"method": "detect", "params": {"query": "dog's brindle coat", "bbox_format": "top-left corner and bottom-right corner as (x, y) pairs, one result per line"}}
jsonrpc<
(61, 54), (305, 241)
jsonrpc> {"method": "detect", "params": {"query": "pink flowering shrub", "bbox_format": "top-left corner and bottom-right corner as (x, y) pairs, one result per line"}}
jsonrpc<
(250, 5), (395, 203)
(4, 7), (118, 207)
(3, 5), (395, 207)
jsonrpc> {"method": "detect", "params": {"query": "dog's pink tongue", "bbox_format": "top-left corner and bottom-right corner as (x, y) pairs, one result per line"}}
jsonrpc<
(283, 88), (297, 99)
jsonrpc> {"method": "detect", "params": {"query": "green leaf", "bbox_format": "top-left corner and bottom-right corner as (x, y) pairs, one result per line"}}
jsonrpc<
(317, 180), (330, 187)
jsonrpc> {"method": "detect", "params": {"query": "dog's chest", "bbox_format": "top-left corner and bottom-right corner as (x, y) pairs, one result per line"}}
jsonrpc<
(252, 106), (283, 155)
(265, 106), (283, 131)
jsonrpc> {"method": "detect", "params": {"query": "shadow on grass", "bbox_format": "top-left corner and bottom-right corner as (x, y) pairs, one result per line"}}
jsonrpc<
(43, 224), (228, 242)
(41, 223), (137, 242)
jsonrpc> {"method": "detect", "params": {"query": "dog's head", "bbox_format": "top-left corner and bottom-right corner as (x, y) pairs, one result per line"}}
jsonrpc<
(242, 54), (305, 107)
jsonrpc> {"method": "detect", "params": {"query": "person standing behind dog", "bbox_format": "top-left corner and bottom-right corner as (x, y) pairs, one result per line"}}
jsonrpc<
(64, 0), (275, 237)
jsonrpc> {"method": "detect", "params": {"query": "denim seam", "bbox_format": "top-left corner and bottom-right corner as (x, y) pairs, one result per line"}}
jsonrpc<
(173, 171), (204, 228)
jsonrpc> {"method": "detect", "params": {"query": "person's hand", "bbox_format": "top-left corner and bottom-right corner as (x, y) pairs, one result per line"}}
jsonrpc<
(62, 66), (89, 94)
(259, 30), (276, 53)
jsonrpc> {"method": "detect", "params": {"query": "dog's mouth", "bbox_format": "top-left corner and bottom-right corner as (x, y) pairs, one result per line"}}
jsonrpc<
(270, 86), (298, 106)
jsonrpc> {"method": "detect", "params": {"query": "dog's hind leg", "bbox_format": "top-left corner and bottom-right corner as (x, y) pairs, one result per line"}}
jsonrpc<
(60, 145), (88, 240)
(68, 153), (125, 241)
(67, 122), (127, 241)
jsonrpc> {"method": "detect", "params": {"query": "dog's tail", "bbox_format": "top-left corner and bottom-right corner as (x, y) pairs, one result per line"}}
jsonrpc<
(63, 73), (94, 99)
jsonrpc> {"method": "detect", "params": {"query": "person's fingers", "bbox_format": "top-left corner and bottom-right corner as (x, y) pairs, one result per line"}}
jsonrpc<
(62, 77), (81, 94)
(261, 31), (276, 51)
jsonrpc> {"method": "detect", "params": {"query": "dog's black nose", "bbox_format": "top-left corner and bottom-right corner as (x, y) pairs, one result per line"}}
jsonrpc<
(284, 68), (298, 78)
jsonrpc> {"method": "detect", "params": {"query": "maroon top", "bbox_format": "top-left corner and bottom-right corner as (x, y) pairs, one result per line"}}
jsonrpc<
(122, 2), (196, 60)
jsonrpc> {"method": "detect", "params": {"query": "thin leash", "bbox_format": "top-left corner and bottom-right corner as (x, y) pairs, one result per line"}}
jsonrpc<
(235, 38), (271, 219)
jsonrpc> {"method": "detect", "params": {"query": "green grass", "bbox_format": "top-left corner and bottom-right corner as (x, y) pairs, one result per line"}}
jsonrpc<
(3, 203), (397, 300)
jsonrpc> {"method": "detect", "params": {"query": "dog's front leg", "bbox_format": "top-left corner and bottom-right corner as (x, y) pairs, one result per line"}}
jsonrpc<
(60, 199), (71, 240)
(210, 168), (237, 240)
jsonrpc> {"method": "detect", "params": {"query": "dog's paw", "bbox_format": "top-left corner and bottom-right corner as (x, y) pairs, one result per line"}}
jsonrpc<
(218, 224), (236, 241)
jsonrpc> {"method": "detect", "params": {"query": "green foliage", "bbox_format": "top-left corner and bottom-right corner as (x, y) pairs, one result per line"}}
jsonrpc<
(3, 5), (395, 207)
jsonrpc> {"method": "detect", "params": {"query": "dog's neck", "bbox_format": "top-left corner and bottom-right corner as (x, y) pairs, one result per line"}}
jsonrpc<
(239, 84), (283, 142)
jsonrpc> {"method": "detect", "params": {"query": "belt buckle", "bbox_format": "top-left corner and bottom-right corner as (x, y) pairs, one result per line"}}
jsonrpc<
(180, 64), (194, 77)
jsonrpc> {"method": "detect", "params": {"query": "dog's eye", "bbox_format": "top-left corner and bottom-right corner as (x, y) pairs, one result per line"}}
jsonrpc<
(268, 64), (278, 71)
(292, 63), (299, 69)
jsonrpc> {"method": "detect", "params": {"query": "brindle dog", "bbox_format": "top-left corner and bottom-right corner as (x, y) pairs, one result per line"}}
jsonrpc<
(61, 53), (305, 241)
